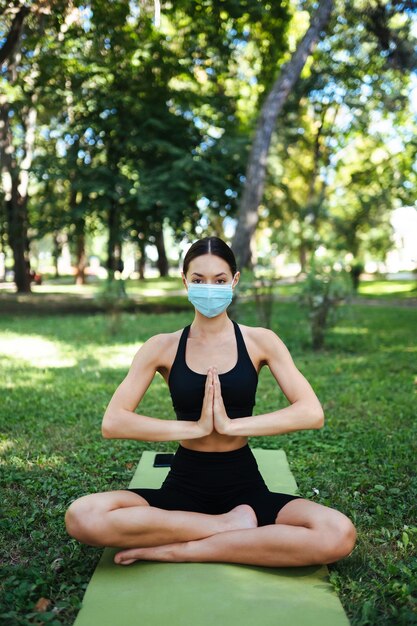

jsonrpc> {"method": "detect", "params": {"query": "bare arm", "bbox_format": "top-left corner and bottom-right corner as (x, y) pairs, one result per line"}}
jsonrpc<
(214, 329), (324, 437)
(102, 335), (214, 441)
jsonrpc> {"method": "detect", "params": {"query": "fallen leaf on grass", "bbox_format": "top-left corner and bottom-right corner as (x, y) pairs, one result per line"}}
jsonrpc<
(51, 557), (64, 572)
(34, 597), (51, 612)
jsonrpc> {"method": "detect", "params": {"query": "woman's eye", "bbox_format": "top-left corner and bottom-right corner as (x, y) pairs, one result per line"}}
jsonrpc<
(191, 279), (226, 284)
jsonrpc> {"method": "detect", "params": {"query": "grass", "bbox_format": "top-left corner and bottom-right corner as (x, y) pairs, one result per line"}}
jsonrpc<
(0, 299), (416, 625)
(0, 276), (189, 315)
(269, 278), (417, 300)
(357, 279), (417, 299)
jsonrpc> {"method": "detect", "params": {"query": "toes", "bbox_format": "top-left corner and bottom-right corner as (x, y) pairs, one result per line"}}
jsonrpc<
(114, 549), (141, 565)
(115, 557), (136, 566)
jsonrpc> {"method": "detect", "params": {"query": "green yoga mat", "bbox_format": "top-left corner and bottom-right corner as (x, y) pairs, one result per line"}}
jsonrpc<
(73, 449), (350, 626)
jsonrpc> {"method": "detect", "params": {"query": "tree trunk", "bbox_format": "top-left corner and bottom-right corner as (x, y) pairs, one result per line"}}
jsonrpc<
(0, 212), (6, 281)
(107, 202), (122, 279)
(155, 227), (169, 277)
(1, 6), (67, 291)
(0, 96), (36, 292)
(232, 0), (334, 269)
(74, 218), (87, 285)
(52, 231), (63, 278)
(136, 238), (146, 280)
(7, 190), (32, 292)
(0, 5), (30, 66)
(299, 243), (308, 273)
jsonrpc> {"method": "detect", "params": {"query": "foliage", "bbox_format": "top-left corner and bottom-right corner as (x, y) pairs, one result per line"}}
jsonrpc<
(265, 0), (417, 270)
(298, 258), (352, 350)
(3, 1), (417, 284)
(1, 0), (293, 279)
(233, 267), (277, 328)
(94, 277), (134, 334)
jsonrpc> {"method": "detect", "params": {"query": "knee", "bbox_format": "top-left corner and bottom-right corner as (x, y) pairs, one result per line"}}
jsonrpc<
(65, 496), (98, 545)
(322, 516), (357, 564)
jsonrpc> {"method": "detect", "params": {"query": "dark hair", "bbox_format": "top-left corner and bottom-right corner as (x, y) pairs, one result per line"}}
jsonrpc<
(182, 237), (237, 276)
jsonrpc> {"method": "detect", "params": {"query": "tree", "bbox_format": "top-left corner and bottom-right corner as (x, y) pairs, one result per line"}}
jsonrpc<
(260, 0), (417, 282)
(24, 0), (294, 280)
(0, 3), (31, 66)
(231, 0), (334, 269)
(0, 2), (77, 291)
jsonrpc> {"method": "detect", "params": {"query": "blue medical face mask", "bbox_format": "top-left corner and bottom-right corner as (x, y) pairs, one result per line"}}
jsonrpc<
(186, 276), (237, 318)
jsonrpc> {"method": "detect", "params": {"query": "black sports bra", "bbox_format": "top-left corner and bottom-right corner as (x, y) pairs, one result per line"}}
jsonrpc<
(168, 321), (258, 421)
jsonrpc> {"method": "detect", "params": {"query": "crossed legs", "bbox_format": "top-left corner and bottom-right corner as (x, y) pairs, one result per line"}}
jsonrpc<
(65, 491), (356, 567)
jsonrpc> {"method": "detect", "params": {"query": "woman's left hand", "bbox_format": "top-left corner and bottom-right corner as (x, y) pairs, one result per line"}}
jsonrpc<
(213, 369), (233, 435)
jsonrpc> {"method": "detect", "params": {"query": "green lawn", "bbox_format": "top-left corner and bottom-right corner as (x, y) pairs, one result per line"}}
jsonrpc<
(0, 276), (417, 315)
(269, 277), (417, 300)
(357, 279), (417, 299)
(27, 275), (184, 296)
(0, 301), (416, 625)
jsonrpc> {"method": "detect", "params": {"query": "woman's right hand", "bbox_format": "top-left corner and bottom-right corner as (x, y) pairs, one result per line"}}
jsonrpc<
(196, 367), (214, 437)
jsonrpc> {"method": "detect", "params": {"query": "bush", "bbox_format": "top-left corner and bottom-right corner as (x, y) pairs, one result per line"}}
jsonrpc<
(232, 269), (276, 328)
(349, 261), (365, 292)
(94, 278), (129, 334)
(298, 260), (352, 350)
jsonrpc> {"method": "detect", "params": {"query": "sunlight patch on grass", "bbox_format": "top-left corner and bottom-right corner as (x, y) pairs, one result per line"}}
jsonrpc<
(6, 453), (64, 469)
(126, 278), (183, 293)
(380, 345), (417, 353)
(93, 343), (142, 369)
(128, 287), (185, 297)
(0, 437), (14, 455)
(0, 331), (145, 373)
(0, 335), (77, 368)
(33, 453), (66, 469)
(32, 284), (99, 296)
(333, 327), (369, 335)
(358, 280), (417, 297)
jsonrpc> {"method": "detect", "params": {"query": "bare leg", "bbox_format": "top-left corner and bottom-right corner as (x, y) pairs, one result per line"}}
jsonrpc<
(65, 490), (257, 549)
(115, 499), (357, 567)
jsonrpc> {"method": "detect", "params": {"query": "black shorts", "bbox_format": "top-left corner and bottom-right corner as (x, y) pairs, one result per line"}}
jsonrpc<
(126, 444), (301, 526)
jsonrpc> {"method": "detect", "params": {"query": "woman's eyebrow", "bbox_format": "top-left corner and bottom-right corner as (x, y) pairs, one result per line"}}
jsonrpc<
(191, 272), (227, 277)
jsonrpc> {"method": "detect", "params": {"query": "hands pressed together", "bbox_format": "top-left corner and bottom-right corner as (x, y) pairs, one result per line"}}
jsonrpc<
(198, 367), (233, 437)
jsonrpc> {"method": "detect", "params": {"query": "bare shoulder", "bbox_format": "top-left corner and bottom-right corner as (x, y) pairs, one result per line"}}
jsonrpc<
(238, 324), (289, 362)
(132, 328), (183, 373)
(238, 323), (282, 344)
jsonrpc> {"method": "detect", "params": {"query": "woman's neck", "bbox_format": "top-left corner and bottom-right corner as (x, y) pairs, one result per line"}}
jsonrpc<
(190, 313), (233, 338)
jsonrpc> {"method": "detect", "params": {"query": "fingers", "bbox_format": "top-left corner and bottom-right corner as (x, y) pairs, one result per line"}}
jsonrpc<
(212, 368), (223, 407)
(206, 372), (214, 407)
(203, 367), (222, 407)
(202, 367), (214, 412)
(205, 367), (213, 395)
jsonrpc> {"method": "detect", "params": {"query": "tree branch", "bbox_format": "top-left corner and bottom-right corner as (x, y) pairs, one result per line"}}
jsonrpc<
(0, 5), (30, 66)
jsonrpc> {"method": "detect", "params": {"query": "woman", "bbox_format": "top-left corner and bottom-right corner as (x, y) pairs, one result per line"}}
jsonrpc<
(65, 236), (356, 567)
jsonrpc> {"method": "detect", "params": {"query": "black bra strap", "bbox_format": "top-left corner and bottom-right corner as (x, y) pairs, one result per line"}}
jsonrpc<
(232, 320), (255, 368)
(177, 324), (191, 361)
(232, 320), (244, 352)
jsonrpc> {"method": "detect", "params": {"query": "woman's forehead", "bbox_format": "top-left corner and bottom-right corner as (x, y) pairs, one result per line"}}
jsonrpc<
(188, 254), (231, 274)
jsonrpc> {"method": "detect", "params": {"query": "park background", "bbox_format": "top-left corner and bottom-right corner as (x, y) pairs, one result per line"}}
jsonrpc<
(1, 1), (416, 625)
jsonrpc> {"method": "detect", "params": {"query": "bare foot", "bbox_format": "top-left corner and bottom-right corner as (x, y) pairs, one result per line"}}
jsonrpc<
(114, 504), (257, 566)
(221, 504), (258, 532)
(115, 543), (180, 566)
